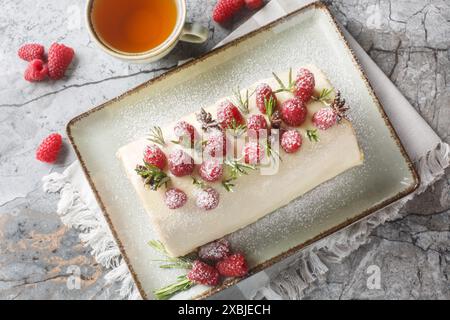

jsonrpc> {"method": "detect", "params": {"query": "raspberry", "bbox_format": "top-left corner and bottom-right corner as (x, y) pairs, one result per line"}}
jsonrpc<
(247, 114), (268, 132)
(18, 44), (44, 62)
(168, 149), (195, 177)
(198, 239), (231, 262)
(216, 100), (245, 129)
(255, 83), (277, 114)
(312, 108), (337, 130)
(165, 188), (187, 209)
(143, 145), (167, 170)
(36, 133), (62, 163)
(196, 187), (220, 211)
(174, 121), (196, 147)
(204, 130), (228, 159)
(281, 129), (302, 153)
(48, 43), (75, 80)
(245, 0), (264, 10)
(199, 159), (223, 182)
(294, 68), (315, 102)
(280, 97), (307, 126)
(24, 59), (48, 82)
(243, 141), (264, 165)
(216, 253), (248, 277)
(187, 260), (220, 286)
(213, 0), (245, 24)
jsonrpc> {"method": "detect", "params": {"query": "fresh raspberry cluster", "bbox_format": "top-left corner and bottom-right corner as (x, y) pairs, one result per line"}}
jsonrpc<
(18, 43), (74, 82)
(187, 239), (248, 286)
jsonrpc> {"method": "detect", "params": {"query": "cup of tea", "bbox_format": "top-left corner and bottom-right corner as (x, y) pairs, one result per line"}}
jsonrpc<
(86, 0), (209, 63)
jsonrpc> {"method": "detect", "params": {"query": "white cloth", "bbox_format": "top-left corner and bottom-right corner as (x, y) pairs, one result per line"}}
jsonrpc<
(43, 0), (449, 300)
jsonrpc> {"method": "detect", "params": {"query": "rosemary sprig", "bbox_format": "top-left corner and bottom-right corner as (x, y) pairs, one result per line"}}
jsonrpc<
(154, 275), (194, 300)
(148, 126), (166, 146)
(191, 176), (208, 189)
(148, 239), (168, 254)
(306, 129), (320, 142)
(135, 163), (170, 190)
(221, 179), (236, 192)
(273, 68), (295, 94)
(149, 240), (196, 299)
(224, 159), (257, 178)
(170, 139), (186, 147)
(221, 159), (256, 192)
(233, 87), (251, 115)
(229, 119), (247, 137)
(148, 240), (193, 269)
(312, 88), (333, 103)
(265, 141), (282, 162)
(313, 89), (350, 122)
(264, 95), (276, 119)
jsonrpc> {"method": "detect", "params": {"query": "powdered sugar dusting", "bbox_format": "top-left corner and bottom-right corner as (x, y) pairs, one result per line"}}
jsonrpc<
(165, 188), (188, 209)
(198, 238), (231, 262)
(247, 114), (268, 131)
(295, 67), (315, 101)
(243, 141), (264, 164)
(168, 149), (195, 176)
(199, 159), (223, 182)
(196, 187), (220, 210)
(312, 108), (337, 130)
(74, 9), (416, 297)
(281, 129), (302, 153)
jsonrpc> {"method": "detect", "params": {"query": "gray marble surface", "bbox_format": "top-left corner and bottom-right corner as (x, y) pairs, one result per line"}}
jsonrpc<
(0, 0), (448, 300)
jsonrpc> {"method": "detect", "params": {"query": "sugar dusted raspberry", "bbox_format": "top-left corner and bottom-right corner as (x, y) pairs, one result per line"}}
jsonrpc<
(280, 97), (307, 127)
(18, 44), (44, 62)
(168, 149), (195, 177)
(199, 159), (223, 182)
(255, 83), (277, 114)
(187, 260), (220, 286)
(216, 253), (248, 277)
(294, 68), (315, 102)
(216, 100), (245, 129)
(247, 114), (268, 132)
(243, 141), (264, 165)
(198, 238), (231, 262)
(204, 129), (227, 158)
(24, 59), (48, 82)
(312, 108), (337, 130)
(174, 121), (196, 147)
(143, 145), (167, 170)
(165, 188), (187, 209)
(281, 129), (302, 153)
(36, 133), (62, 163)
(196, 187), (220, 211)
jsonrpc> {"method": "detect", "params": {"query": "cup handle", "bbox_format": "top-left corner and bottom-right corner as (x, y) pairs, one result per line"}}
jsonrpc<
(180, 22), (209, 44)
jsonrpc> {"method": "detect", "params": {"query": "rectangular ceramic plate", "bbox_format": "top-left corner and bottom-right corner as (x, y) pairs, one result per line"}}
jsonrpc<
(67, 2), (418, 300)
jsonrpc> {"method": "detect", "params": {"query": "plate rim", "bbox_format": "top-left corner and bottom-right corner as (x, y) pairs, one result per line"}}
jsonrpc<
(66, 1), (419, 300)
